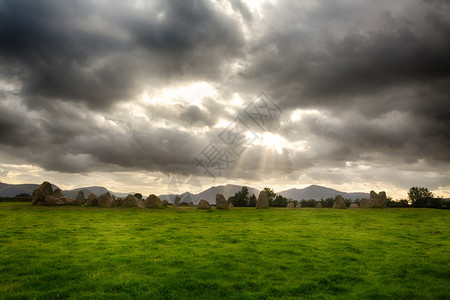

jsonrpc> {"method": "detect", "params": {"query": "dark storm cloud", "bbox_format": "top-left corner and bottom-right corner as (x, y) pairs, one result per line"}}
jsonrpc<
(239, 0), (450, 167)
(0, 95), (213, 174)
(0, 0), (449, 186)
(0, 0), (245, 109)
(0, 0), (135, 109)
(125, 0), (244, 55)
(243, 0), (450, 109)
(179, 105), (214, 127)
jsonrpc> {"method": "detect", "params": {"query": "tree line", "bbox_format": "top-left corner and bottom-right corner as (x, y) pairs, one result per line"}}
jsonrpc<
(227, 186), (449, 209)
(0, 193), (32, 203)
(1, 187), (448, 209)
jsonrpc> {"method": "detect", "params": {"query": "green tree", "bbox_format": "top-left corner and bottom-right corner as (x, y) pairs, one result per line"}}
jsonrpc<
(234, 187), (250, 207)
(272, 195), (288, 207)
(134, 193), (143, 200)
(174, 196), (181, 206)
(301, 199), (317, 207)
(322, 197), (334, 208)
(248, 194), (257, 207)
(15, 193), (31, 197)
(262, 187), (276, 206)
(426, 196), (445, 209)
(408, 187), (433, 208)
(344, 198), (352, 207)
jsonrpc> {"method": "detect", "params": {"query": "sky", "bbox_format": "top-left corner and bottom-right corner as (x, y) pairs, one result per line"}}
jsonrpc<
(0, 0), (449, 199)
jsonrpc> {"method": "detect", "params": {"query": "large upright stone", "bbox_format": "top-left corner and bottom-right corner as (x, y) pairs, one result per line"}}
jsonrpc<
(359, 198), (369, 208)
(31, 182), (79, 206)
(61, 197), (79, 205)
(197, 199), (211, 210)
(122, 194), (143, 207)
(31, 181), (54, 205)
(379, 191), (387, 207)
(162, 199), (169, 207)
(97, 192), (115, 207)
(333, 195), (347, 209)
(349, 203), (360, 208)
(315, 202), (323, 208)
(369, 191), (380, 208)
(287, 202), (295, 208)
(174, 196), (181, 206)
(368, 191), (384, 208)
(87, 193), (98, 206)
(255, 191), (269, 209)
(295, 203), (302, 209)
(53, 188), (64, 198)
(115, 197), (123, 206)
(76, 190), (86, 205)
(145, 194), (163, 208)
(215, 194), (228, 209)
(38, 195), (62, 205)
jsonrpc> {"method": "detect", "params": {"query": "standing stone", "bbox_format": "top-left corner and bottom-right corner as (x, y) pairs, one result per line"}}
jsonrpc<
(295, 203), (302, 209)
(360, 198), (369, 208)
(162, 199), (169, 207)
(188, 202), (194, 207)
(349, 203), (360, 208)
(31, 182), (78, 206)
(197, 199), (211, 210)
(122, 195), (141, 207)
(215, 194), (228, 209)
(53, 188), (64, 198)
(333, 195), (347, 209)
(287, 202), (295, 208)
(145, 194), (163, 208)
(315, 202), (323, 208)
(87, 193), (98, 206)
(76, 190), (86, 205)
(39, 195), (63, 205)
(61, 197), (79, 205)
(367, 191), (387, 208)
(174, 196), (181, 206)
(31, 181), (54, 205)
(229, 203), (234, 208)
(369, 191), (380, 208)
(97, 192), (115, 207)
(379, 191), (387, 207)
(255, 191), (269, 209)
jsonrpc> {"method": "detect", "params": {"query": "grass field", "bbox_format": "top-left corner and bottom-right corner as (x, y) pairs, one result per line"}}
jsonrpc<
(0, 203), (448, 299)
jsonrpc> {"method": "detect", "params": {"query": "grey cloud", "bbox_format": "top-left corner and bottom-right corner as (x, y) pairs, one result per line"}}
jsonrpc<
(126, 0), (244, 55)
(179, 105), (214, 127)
(235, 0), (450, 168)
(0, 0), (449, 191)
(243, 0), (450, 109)
(0, 0), (245, 109)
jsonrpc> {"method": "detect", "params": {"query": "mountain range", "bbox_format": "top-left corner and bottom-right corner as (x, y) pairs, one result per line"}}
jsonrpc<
(278, 185), (369, 201)
(1, 181), (370, 204)
(0, 182), (129, 198)
(158, 184), (260, 204)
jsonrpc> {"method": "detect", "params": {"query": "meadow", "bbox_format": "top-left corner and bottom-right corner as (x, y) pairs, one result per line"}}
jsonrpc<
(0, 203), (448, 299)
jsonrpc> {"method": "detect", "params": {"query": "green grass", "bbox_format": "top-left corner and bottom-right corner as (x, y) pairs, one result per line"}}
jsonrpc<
(0, 203), (448, 299)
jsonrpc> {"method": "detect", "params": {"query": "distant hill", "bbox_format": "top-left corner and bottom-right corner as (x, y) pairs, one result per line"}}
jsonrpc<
(0, 182), (58, 197)
(63, 186), (109, 198)
(1, 181), (370, 203)
(159, 184), (260, 205)
(0, 182), (129, 198)
(278, 185), (369, 200)
(197, 184), (260, 204)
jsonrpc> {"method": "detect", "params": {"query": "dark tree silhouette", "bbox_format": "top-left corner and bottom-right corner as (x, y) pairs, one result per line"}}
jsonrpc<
(408, 187), (433, 208)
